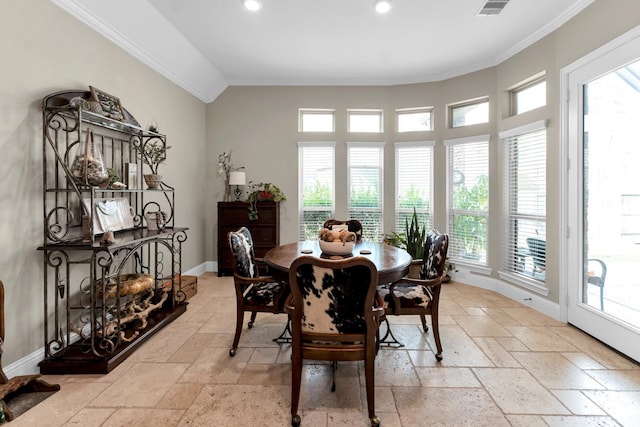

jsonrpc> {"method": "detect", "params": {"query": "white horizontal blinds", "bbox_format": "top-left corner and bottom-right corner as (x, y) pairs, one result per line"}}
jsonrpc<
(298, 142), (335, 240)
(395, 142), (434, 234)
(348, 143), (384, 241)
(445, 136), (490, 265)
(501, 121), (546, 282)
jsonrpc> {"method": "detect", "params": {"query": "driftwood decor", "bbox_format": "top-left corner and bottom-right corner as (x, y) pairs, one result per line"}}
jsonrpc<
(0, 280), (60, 421)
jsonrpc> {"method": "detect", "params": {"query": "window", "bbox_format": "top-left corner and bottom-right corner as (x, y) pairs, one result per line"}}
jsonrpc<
(348, 143), (384, 241)
(348, 109), (383, 133)
(299, 109), (335, 132)
(500, 121), (547, 283)
(298, 142), (335, 240)
(395, 142), (434, 234)
(445, 135), (490, 265)
(511, 77), (546, 114)
(449, 98), (489, 128)
(396, 107), (433, 132)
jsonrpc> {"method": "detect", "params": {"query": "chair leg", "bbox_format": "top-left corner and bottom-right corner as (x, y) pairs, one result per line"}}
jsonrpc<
(248, 311), (257, 328)
(365, 343), (380, 427)
(600, 287), (604, 311)
(420, 314), (429, 333)
(230, 308), (244, 357)
(331, 361), (337, 392)
(291, 345), (302, 427)
(378, 316), (404, 348)
(432, 312), (443, 361)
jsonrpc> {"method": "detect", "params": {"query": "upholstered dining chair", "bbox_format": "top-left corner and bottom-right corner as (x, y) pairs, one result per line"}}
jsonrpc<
(227, 227), (290, 357)
(322, 219), (364, 242)
(286, 256), (383, 427)
(377, 229), (449, 360)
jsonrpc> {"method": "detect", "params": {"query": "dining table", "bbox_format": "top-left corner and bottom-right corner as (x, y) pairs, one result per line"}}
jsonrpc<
(263, 240), (412, 284)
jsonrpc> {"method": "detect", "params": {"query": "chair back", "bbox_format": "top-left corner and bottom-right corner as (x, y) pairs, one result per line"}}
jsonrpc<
(288, 256), (378, 337)
(587, 258), (607, 287)
(323, 219), (364, 242)
(228, 227), (259, 278)
(420, 229), (449, 281)
(526, 238), (546, 269)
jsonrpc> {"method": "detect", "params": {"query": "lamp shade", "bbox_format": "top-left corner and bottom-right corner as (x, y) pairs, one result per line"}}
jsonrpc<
(229, 171), (246, 186)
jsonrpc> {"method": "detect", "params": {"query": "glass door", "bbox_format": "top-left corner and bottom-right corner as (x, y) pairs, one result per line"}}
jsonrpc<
(566, 38), (640, 363)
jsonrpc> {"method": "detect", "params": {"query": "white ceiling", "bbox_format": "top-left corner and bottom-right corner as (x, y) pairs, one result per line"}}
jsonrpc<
(53, 0), (594, 102)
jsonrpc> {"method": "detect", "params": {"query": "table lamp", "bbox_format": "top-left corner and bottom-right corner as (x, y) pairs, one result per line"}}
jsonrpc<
(229, 171), (246, 201)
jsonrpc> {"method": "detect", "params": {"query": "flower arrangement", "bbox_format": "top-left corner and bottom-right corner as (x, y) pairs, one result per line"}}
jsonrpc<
(218, 151), (244, 201)
(246, 181), (286, 220)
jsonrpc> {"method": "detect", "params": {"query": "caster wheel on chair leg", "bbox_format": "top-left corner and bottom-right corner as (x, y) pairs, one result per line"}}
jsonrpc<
(370, 415), (380, 426)
(435, 353), (443, 361)
(292, 414), (301, 426)
(229, 348), (236, 357)
(248, 321), (254, 329)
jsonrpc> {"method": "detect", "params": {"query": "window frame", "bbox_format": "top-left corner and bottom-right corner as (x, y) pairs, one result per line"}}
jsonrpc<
(396, 107), (434, 132)
(445, 135), (491, 269)
(347, 142), (385, 241)
(448, 97), (489, 128)
(297, 141), (336, 240)
(298, 108), (335, 133)
(347, 109), (384, 133)
(498, 120), (548, 294)
(394, 141), (434, 236)
(510, 74), (547, 115)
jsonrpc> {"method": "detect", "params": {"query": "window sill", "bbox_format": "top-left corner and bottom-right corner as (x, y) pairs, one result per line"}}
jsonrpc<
(498, 270), (549, 296)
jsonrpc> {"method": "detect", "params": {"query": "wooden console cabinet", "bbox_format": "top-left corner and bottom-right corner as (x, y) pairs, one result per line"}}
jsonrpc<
(217, 201), (280, 276)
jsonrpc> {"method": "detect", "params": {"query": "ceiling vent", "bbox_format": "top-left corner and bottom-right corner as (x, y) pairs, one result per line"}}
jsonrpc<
(477, 0), (510, 16)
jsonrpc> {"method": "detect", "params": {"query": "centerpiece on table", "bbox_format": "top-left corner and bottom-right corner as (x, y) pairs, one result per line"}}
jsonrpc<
(318, 225), (357, 256)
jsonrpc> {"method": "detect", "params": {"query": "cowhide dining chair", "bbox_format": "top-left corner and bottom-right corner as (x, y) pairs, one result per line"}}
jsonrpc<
(377, 229), (449, 360)
(286, 256), (383, 427)
(227, 227), (290, 357)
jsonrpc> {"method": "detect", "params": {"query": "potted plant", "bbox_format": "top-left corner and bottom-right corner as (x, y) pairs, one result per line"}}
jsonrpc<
(133, 139), (170, 189)
(246, 181), (286, 220)
(404, 207), (427, 278)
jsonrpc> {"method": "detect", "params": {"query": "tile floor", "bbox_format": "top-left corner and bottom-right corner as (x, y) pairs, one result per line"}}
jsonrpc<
(12, 272), (640, 426)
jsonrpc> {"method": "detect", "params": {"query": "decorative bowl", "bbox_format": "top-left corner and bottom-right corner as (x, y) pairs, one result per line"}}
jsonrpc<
(319, 240), (355, 256)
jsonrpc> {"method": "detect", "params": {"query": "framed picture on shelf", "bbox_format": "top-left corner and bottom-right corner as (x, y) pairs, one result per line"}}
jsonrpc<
(89, 86), (125, 121)
(125, 163), (138, 190)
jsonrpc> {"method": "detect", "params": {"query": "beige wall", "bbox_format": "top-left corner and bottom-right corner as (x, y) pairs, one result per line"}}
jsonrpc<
(0, 0), (207, 365)
(207, 0), (640, 306)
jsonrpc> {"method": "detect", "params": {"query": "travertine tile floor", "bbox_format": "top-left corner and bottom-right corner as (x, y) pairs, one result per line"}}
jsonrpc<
(13, 272), (640, 426)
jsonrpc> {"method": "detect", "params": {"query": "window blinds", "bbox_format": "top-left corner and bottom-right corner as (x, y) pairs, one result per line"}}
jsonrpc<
(298, 142), (335, 240)
(395, 142), (434, 233)
(348, 143), (384, 241)
(500, 122), (547, 282)
(445, 136), (490, 265)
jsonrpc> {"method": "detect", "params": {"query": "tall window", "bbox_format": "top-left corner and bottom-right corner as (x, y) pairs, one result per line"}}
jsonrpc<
(298, 142), (335, 240)
(395, 142), (434, 234)
(500, 121), (547, 283)
(348, 143), (384, 241)
(449, 97), (489, 128)
(445, 136), (490, 265)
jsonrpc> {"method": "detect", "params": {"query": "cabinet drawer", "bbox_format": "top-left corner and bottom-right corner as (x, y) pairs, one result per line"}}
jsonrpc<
(219, 226), (276, 245)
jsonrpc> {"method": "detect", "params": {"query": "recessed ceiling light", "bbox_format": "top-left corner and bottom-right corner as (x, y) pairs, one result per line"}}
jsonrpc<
(374, 0), (392, 14)
(243, 0), (262, 12)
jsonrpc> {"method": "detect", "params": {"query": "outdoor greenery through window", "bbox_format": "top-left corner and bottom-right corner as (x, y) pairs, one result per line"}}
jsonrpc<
(299, 109), (335, 132)
(500, 121), (547, 283)
(449, 98), (489, 128)
(396, 107), (433, 132)
(348, 109), (383, 133)
(395, 142), (434, 236)
(298, 142), (335, 240)
(445, 136), (490, 265)
(348, 142), (384, 241)
(512, 78), (546, 115)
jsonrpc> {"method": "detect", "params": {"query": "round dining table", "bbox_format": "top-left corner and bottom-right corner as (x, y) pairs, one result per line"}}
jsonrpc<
(264, 240), (412, 284)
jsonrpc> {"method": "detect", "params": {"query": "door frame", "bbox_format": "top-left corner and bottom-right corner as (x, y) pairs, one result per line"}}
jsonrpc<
(560, 25), (640, 362)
